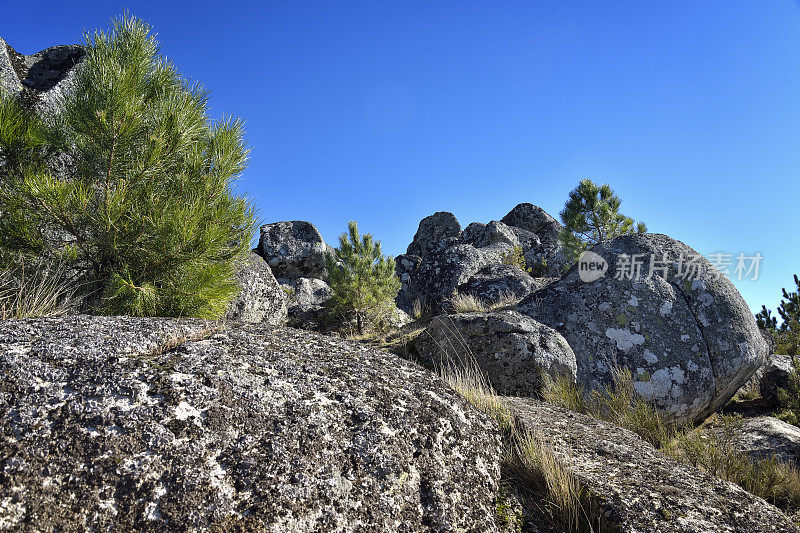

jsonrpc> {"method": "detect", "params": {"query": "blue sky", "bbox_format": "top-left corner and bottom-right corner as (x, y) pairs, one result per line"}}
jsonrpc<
(2, 1), (799, 314)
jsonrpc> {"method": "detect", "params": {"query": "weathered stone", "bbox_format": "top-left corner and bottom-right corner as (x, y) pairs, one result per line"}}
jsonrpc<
(457, 264), (540, 303)
(413, 311), (577, 397)
(705, 416), (800, 469)
(0, 316), (503, 531)
(224, 252), (287, 325)
(284, 277), (332, 316)
(518, 233), (768, 423)
(0, 38), (23, 98)
(405, 211), (461, 258)
(399, 242), (514, 314)
(501, 203), (562, 246)
(257, 221), (332, 281)
(460, 221), (520, 249)
(504, 398), (799, 532)
(760, 354), (795, 406)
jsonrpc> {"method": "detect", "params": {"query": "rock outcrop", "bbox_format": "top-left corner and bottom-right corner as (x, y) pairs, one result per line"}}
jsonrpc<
(257, 221), (333, 281)
(224, 252), (288, 325)
(504, 398), (799, 532)
(518, 233), (768, 422)
(760, 354), (795, 406)
(413, 311), (577, 397)
(396, 204), (568, 314)
(0, 316), (504, 531)
(705, 416), (800, 469)
(0, 37), (84, 116)
(457, 264), (544, 303)
(284, 276), (332, 329)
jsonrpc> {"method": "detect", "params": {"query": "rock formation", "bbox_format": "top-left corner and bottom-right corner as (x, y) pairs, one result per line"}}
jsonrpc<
(396, 204), (568, 314)
(517, 233), (768, 422)
(224, 251), (288, 325)
(504, 398), (799, 532)
(0, 316), (503, 530)
(412, 311), (577, 396)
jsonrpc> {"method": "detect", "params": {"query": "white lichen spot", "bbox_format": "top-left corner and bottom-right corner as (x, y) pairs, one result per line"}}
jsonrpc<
(650, 368), (674, 400)
(691, 279), (707, 291)
(643, 349), (658, 364)
(174, 401), (203, 424)
(680, 334), (690, 342)
(605, 328), (645, 352)
(628, 296), (639, 307)
(659, 301), (673, 316)
(686, 360), (699, 372)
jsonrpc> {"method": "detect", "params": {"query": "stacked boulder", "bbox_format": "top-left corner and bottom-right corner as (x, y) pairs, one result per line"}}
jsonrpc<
(407, 204), (768, 424)
(396, 204), (569, 314)
(256, 221), (335, 328)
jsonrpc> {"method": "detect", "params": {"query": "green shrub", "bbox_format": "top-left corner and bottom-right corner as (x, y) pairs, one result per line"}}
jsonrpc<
(0, 14), (255, 318)
(325, 220), (400, 334)
(501, 246), (532, 274)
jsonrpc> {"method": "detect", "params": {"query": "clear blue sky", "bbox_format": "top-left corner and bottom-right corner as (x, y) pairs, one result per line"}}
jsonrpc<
(3, 1), (799, 315)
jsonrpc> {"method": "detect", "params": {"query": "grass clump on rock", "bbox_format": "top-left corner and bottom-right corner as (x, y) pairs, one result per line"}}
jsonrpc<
(0, 14), (256, 318)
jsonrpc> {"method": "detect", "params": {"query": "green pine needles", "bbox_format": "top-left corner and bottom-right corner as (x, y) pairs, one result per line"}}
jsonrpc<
(0, 14), (256, 318)
(325, 221), (400, 334)
(559, 179), (647, 263)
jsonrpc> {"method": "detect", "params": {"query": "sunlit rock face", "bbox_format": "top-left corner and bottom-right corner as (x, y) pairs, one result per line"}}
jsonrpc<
(0, 316), (503, 531)
(517, 233), (768, 423)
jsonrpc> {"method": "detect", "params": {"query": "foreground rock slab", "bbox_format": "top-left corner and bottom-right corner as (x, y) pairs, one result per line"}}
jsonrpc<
(503, 398), (799, 533)
(0, 316), (502, 531)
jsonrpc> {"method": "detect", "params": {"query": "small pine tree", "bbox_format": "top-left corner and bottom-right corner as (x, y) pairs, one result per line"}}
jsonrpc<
(325, 221), (400, 334)
(558, 179), (647, 263)
(757, 275), (800, 356)
(0, 14), (255, 318)
(756, 305), (777, 331)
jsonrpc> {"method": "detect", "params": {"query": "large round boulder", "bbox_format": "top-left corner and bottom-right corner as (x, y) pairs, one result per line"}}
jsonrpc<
(225, 252), (288, 325)
(405, 211), (461, 258)
(517, 233), (768, 422)
(0, 316), (504, 530)
(257, 221), (333, 281)
(412, 311), (577, 397)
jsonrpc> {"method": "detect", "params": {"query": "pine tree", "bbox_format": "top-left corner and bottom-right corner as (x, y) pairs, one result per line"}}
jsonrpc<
(757, 275), (800, 356)
(756, 305), (778, 331)
(0, 14), (255, 318)
(558, 179), (647, 262)
(325, 221), (400, 334)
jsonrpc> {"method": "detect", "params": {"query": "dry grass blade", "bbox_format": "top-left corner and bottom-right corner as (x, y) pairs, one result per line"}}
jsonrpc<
(0, 259), (82, 320)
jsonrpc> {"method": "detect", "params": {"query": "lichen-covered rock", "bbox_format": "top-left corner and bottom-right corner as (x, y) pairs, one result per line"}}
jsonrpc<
(704, 416), (800, 469)
(460, 221), (520, 249)
(760, 354), (795, 406)
(257, 221), (333, 281)
(0, 38), (23, 97)
(413, 311), (577, 397)
(398, 242), (513, 314)
(0, 38), (84, 115)
(457, 264), (541, 303)
(405, 211), (461, 258)
(224, 252), (287, 325)
(285, 277), (332, 316)
(396, 205), (569, 314)
(500, 203), (563, 247)
(518, 233), (768, 423)
(0, 316), (504, 531)
(503, 398), (799, 532)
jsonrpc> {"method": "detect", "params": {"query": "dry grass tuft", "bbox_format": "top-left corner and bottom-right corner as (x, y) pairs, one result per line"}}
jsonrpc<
(0, 259), (81, 320)
(544, 369), (800, 513)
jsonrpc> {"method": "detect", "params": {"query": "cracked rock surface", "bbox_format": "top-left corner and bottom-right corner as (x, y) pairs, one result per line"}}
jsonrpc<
(0, 316), (503, 531)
